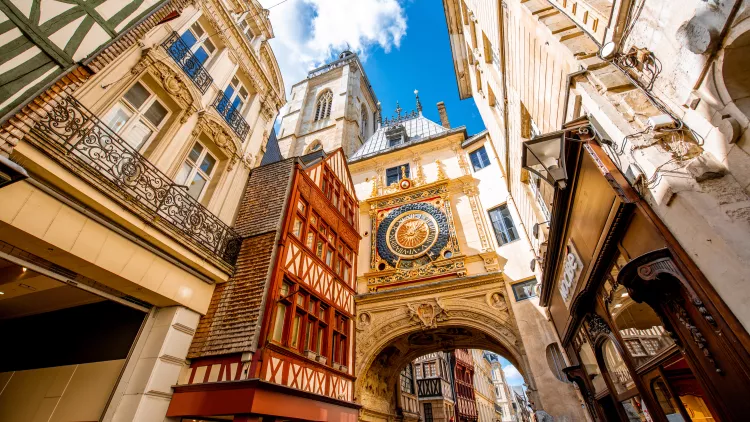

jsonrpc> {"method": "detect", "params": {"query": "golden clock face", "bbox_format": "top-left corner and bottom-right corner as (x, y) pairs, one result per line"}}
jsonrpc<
(386, 210), (438, 259)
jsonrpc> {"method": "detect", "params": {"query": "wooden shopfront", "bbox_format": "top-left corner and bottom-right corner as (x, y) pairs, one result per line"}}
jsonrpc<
(538, 118), (750, 422)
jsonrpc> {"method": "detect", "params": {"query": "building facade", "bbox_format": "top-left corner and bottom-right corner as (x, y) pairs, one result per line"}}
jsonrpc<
(413, 352), (457, 422)
(276, 50), (379, 158)
(471, 349), (499, 422)
(485, 351), (515, 422)
(0, 0), (284, 420)
(443, 0), (750, 421)
(166, 149), (360, 420)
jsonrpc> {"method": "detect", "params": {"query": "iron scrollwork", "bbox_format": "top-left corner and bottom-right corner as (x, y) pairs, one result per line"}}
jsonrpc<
(163, 31), (213, 94)
(212, 90), (251, 140)
(586, 314), (611, 339)
(33, 94), (241, 266)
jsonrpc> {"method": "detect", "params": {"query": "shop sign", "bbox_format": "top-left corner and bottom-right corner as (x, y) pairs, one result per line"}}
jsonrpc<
(559, 240), (583, 307)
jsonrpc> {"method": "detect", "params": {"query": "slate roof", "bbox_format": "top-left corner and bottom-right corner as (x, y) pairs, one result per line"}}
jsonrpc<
(260, 128), (282, 165)
(349, 112), (466, 162)
(188, 158), (297, 358)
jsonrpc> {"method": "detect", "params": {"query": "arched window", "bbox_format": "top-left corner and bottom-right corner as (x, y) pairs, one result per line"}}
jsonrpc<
(305, 140), (322, 153)
(314, 90), (333, 121)
(545, 343), (568, 383)
(360, 106), (368, 138)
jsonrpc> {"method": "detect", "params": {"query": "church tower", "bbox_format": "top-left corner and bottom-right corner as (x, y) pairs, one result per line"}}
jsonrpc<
(277, 51), (379, 158)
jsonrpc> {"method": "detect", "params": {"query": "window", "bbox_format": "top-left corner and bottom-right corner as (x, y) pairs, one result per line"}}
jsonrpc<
(512, 279), (537, 301)
(314, 90), (333, 121)
(469, 146), (491, 171)
(400, 365), (414, 394)
(415, 364), (423, 379)
(488, 204), (519, 246)
(332, 312), (349, 366)
(269, 279), (332, 357)
(529, 173), (551, 220)
(482, 31), (492, 63)
(103, 81), (169, 151)
(424, 362), (437, 377)
(545, 343), (568, 383)
(174, 142), (218, 200)
(360, 107), (368, 138)
(218, 75), (250, 116)
(291, 197), (307, 239)
(423, 403), (433, 422)
(385, 164), (409, 186)
(179, 21), (216, 67)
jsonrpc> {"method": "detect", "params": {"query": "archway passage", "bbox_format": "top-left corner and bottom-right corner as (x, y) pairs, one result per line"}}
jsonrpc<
(723, 29), (750, 119)
(354, 275), (539, 421)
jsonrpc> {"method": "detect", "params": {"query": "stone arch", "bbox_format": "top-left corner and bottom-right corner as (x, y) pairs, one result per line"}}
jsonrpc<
(305, 139), (323, 154)
(706, 10), (750, 126)
(355, 277), (540, 420)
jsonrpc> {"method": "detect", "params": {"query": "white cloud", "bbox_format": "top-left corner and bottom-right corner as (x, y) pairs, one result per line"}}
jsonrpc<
(261, 0), (407, 97)
(503, 364), (525, 387)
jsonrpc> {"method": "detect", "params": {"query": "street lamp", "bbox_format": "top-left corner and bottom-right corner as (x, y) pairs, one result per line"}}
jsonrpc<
(0, 155), (28, 189)
(521, 129), (568, 189)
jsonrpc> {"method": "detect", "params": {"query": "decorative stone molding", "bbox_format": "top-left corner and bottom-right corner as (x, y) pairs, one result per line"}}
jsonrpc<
(407, 299), (449, 329)
(192, 113), (243, 170)
(133, 49), (201, 121)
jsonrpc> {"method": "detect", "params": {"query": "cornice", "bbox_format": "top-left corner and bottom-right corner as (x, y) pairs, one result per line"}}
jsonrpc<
(355, 272), (505, 305)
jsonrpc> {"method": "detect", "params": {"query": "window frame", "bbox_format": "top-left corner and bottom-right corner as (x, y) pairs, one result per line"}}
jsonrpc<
(184, 20), (217, 63)
(314, 90), (333, 121)
(469, 145), (491, 171)
(385, 164), (410, 186)
(104, 81), (170, 152)
(174, 141), (219, 201)
(511, 279), (538, 302)
(224, 75), (250, 115)
(488, 203), (520, 246)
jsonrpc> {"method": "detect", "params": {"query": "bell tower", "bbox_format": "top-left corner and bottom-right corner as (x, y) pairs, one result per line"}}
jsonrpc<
(277, 51), (379, 158)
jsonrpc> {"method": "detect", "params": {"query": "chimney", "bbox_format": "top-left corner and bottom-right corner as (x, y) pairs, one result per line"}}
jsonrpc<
(437, 102), (450, 128)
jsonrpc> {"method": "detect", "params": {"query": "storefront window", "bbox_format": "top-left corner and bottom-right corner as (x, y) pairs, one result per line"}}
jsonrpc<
(604, 254), (674, 368)
(602, 339), (634, 395)
(652, 378), (685, 422)
(621, 396), (651, 422)
(661, 356), (715, 422)
(574, 329), (606, 393)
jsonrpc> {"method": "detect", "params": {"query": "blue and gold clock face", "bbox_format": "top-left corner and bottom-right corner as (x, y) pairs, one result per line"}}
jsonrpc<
(376, 202), (450, 269)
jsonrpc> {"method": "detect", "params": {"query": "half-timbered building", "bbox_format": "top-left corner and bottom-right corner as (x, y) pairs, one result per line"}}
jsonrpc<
(167, 147), (361, 420)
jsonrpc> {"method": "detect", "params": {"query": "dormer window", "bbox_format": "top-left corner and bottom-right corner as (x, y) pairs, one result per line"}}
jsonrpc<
(386, 124), (408, 148)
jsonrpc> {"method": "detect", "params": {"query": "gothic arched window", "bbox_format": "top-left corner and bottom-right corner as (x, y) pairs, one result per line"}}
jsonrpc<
(360, 106), (368, 138)
(314, 90), (333, 121)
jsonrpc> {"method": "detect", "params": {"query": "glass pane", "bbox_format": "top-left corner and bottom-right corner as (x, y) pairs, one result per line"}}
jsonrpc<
(188, 143), (203, 163)
(187, 172), (208, 199)
(609, 282), (674, 368)
(306, 232), (314, 249)
(296, 294), (304, 307)
(200, 153), (216, 175)
(144, 100), (168, 127)
(191, 22), (205, 38)
(663, 356), (715, 422)
(193, 47), (208, 64)
(103, 103), (132, 133)
(290, 314), (300, 348)
(292, 218), (303, 237)
(316, 240), (324, 258)
(305, 321), (313, 350)
(316, 327), (324, 353)
(652, 379), (685, 422)
(231, 76), (239, 87)
(621, 396), (651, 422)
(318, 306), (326, 320)
(239, 87), (249, 99)
(325, 249), (333, 266)
(298, 200), (306, 213)
(124, 82), (150, 109)
(271, 303), (286, 342)
(123, 120), (152, 150)
(602, 338), (634, 395)
(308, 299), (316, 314)
(280, 282), (290, 297)
(203, 38), (216, 54)
(175, 161), (192, 185)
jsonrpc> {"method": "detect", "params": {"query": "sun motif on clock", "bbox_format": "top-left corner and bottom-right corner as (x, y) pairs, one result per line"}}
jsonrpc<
(377, 202), (451, 269)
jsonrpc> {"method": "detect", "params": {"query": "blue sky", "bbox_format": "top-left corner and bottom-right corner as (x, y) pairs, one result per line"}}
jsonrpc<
(262, 0), (486, 136)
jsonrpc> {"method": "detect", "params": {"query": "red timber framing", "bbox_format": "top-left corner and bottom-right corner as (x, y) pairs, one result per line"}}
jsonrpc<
(255, 148), (360, 405)
(168, 150), (361, 421)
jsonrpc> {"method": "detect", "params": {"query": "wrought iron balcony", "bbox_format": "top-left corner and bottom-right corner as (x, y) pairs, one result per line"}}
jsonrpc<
(31, 94), (241, 266)
(163, 31), (213, 94)
(212, 91), (251, 140)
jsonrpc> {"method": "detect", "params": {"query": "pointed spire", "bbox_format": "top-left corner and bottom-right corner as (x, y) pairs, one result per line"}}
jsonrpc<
(395, 101), (403, 118)
(377, 101), (382, 126)
(414, 89), (422, 114)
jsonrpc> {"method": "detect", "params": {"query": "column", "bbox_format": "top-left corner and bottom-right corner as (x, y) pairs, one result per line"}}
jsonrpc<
(105, 306), (200, 422)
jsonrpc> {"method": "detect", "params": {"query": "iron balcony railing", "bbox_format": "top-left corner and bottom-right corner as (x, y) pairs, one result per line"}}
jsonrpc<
(163, 31), (213, 94)
(32, 93), (241, 266)
(212, 90), (251, 140)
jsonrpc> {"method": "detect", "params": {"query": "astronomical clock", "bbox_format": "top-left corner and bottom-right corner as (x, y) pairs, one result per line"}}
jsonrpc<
(365, 176), (465, 291)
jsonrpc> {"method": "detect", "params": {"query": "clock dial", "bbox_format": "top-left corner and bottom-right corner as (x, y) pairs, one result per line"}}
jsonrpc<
(376, 202), (450, 268)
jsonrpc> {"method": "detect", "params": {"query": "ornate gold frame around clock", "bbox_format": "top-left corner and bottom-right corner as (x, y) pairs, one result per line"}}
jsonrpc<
(365, 178), (465, 292)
